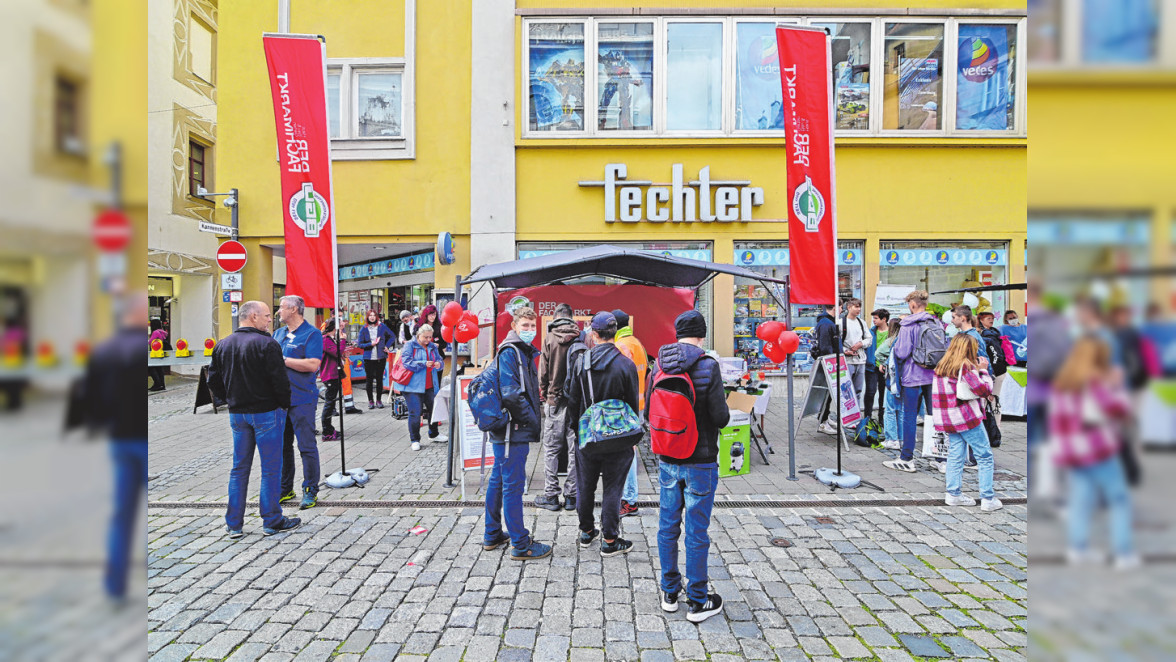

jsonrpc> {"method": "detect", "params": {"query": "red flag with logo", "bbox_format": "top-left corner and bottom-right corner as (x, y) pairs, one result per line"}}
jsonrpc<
(776, 26), (837, 305)
(263, 34), (338, 309)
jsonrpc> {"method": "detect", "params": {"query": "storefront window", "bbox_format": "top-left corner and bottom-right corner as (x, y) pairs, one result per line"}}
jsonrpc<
(1028, 214), (1151, 303)
(326, 72), (341, 138)
(597, 22), (654, 131)
(356, 72), (403, 138)
(812, 22), (872, 131)
(527, 22), (586, 132)
(666, 22), (723, 131)
(1027, 0), (1061, 63)
(878, 241), (1010, 318)
(883, 23), (944, 131)
(734, 22), (785, 131)
(956, 24), (1017, 131)
(1083, 0), (1158, 63)
(733, 241), (865, 374)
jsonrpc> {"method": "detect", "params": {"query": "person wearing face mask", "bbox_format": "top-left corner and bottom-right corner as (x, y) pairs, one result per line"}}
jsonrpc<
(1001, 309), (1027, 367)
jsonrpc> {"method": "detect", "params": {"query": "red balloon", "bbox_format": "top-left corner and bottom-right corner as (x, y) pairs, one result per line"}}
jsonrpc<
(755, 321), (785, 342)
(441, 301), (464, 326)
(757, 371), (766, 380)
(763, 342), (787, 364)
(776, 330), (801, 354)
(441, 325), (455, 344)
(461, 310), (479, 326)
(454, 318), (479, 343)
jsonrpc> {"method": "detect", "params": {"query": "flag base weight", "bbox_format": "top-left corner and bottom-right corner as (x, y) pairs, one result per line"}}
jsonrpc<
(814, 467), (861, 489)
(325, 468), (371, 489)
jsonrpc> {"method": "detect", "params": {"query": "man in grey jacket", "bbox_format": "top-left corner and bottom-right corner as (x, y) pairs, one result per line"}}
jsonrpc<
(535, 303), (581, 512)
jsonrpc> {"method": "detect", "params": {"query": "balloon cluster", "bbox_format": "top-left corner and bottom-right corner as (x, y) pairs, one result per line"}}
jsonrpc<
(440, 301), (480, 343)
(755, 321), (800, 364)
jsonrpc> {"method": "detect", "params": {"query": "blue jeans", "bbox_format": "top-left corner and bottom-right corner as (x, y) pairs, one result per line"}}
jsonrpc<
(405, 390), (439, 442)
(281, 402), (319, 494)
(484, 442), (531, 549)
(883, 376), (900, 441)
(946, 425), (995, 500)
(658, 462), (718, 604)
(623, 453), (639, 503)
(900, 384), (930, 462)
(228, 409), (286, 531)
(1027, 402), (1047, 487)
(1068, 455), (1135, 557)
(105, 440), (147, 598)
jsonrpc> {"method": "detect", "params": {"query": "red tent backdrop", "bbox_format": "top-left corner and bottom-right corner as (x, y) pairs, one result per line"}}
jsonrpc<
(494, 284), (696, 358)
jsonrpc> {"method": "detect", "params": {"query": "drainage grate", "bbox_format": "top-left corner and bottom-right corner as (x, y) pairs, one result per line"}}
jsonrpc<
(770, 538), (793, 548)
(148, 496), (1028, 510)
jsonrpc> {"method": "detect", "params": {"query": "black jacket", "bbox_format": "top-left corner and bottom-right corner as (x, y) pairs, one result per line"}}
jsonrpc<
(85, 326), (148, 440)
(207, 327), (291, 413)
(567, 341), (640, 430)
(490, 330), (542, 443)
(646, 342), (730, 465)
(814, 313), (838, 357)
(979, 326), (1007, 376)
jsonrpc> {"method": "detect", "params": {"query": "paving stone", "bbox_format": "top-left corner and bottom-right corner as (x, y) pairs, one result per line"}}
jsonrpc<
(191, 630), (249, 660)
(827, 636), (872, 658)
(897, 634), (951, 658)
(940, 635), (988, 658)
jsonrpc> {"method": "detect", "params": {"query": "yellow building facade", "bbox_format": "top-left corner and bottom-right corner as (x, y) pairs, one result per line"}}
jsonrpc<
(218, 1), (1026, 367)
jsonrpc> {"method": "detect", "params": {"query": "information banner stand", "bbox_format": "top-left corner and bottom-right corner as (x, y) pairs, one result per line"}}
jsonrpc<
(193, 366), (223, 414)
(796, 354), (861, 450)
(456, 376), (495, 500)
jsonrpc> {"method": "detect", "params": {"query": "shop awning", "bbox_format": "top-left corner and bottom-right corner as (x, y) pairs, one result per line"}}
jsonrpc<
(462, 244), (786, 290)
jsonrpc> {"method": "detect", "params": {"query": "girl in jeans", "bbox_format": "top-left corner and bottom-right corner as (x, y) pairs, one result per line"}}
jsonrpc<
(1049, 337), (1139, 570)
(931, 334), (1001, 511)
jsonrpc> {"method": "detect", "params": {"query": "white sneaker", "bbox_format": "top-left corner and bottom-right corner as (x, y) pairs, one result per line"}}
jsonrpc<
(818, 422), (838, 435)
(1113, 554), (1143, 571)
(1066, 548), (1104, 566)
(881, 440), (901, 450)
(882, 458), (916, 473)
(945, 493), (975, 507)
(411, 441), (421, 451)
(937, 461), (947, 474)
(430, 435), (449, 443)
(916, 417), (925, 426)
(980, 497), (1003, 512)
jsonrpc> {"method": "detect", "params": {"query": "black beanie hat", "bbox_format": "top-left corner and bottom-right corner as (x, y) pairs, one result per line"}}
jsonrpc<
(611, 309), (630, 329)
(674, 310), (707, 340)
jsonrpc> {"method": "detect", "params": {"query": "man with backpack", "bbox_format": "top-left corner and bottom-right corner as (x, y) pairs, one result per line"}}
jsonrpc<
(888, 290), (947, 473)
(566, 311), (641, 558)
(841, 298), (873, 412)
(482, 306), (553, 560)
(813, 302), (840, 435)
(535, 303), (580, 512)
(646, 310), (729, 623)
(613, 309), (649, 518)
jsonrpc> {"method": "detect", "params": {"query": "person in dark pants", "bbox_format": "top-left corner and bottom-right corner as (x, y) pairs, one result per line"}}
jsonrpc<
(567, 311), (640, 558)
(357, 309), (393, 409)
(85, 295), (150, 600)
(273, 295), (323, 510)
(483, 306), (552, 560)
(647, 310), (730, 623)
(888, 290), (941, 473)
(865, 308), (890, 423)
(401, 323), (446, 451)
(207, 301), (302, 539)
(319, 319), (346, 444)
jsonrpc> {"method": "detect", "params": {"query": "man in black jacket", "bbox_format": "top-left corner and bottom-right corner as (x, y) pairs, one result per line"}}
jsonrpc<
(208, 300), (301, 538)
(813, 302), (841, 435)
(566, 311), (640, 558)
(647, 310), (730, 623)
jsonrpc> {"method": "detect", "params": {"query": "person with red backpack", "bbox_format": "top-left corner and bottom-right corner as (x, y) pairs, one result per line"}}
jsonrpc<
(646, 310), (729, 623)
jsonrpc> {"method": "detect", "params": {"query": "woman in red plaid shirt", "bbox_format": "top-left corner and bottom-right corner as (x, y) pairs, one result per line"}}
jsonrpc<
(932, 334), (1002, 511)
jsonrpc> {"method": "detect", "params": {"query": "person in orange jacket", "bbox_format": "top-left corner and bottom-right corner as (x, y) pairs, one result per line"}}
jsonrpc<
(612, 309), (649, 517)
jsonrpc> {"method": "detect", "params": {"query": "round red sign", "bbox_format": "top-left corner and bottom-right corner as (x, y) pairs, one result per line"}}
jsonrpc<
(92, 210), (132, 252)
(216, 240), (248, 273)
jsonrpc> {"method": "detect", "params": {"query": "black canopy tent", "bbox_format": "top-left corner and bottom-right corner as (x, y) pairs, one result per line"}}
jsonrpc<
(443, 245), (803, 489)
(931, 283), (1027, 295)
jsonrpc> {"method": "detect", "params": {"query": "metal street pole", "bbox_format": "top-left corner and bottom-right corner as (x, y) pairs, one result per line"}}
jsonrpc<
(444, 273), (462, 488)
(229, 188), (240, 332)
(785, 277), (798, 481)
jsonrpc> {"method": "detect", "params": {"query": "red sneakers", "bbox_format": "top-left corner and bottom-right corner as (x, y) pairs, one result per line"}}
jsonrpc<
(620, 501), (639, 517)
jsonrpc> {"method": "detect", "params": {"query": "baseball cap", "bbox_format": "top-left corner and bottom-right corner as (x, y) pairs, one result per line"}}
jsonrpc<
(590, 311), (617, 331)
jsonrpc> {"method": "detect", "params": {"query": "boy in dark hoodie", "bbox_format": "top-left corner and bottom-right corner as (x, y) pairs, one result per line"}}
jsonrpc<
(813, 302), (841, 435)
(647, 310), (729, 623)
(536, 303), (581, 511)
(566, 311), (640, 558)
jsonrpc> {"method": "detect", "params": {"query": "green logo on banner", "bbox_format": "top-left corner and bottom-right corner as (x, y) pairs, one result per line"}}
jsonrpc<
(792, 175), (825, 232)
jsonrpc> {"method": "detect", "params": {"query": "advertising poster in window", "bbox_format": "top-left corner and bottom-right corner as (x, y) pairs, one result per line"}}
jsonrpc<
(956, 25), (1010, 130)
(528, 23), (585, 131)
(898, 57), (940, 129)
(735, 25), (784, 130)
(597, 24), (654, 130)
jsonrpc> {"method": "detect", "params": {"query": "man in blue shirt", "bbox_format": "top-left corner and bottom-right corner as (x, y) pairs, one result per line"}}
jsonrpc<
(274, 295), (323, 509)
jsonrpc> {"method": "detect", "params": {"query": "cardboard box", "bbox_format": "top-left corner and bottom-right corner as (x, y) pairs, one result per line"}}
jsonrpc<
(726, 391), (758, 414)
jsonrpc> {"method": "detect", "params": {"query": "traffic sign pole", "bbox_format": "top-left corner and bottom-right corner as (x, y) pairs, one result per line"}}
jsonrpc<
(217, 239), (248, 331)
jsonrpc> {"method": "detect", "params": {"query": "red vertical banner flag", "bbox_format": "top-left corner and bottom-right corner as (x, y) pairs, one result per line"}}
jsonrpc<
(776, 26), (837, 305)
(263, 34), (338, 309)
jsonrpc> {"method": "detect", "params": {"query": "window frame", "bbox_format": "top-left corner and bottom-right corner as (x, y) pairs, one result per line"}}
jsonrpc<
(54, 74), (84, 157)
(1029, 0), (1174, 69)
(188, 138), (211, 199)
(326, 57), (415, 160)
(521, 15), (1027, 140)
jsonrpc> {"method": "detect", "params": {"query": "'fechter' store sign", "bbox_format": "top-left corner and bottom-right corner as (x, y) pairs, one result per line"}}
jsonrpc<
(580, 164), (766, 223)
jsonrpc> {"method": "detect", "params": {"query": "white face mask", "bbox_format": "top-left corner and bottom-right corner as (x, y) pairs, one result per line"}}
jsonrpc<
(1007, 319), (1020, 326)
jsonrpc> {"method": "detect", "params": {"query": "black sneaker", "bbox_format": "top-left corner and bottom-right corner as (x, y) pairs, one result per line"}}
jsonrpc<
(600, 537), (633, 557)
(661, 590), (680, 613)
(563, 496), (576, 511)
(578, 528), (600, 549)
(533, 495), (561, 512)
(263, 516), (302, 536)
(686, 593), (724, 623)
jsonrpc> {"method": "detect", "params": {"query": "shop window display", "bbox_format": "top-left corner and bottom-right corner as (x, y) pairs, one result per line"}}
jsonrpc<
(527, 22), (586, 132)
(878, 242), (1009, 317)
(956, 24), (1017, 131)
(733, 241), (864, 374)
(811, 22), (872, 131)
(883, 23), (945, 130)
(666, 22), (723, 131)
(734, 22), (787, 131)
(597, 22), (654, 131)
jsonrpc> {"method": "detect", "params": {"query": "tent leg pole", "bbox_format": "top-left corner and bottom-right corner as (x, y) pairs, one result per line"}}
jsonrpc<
(785, 278), (797, 481)
(444, 274), (462, 489)
(835, 327), (843, 476)
(338, 325), (348, 478)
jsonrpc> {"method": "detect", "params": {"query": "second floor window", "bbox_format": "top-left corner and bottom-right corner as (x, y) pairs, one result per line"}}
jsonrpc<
(55, 76), (83, 156)
(189, 140), (207, 197)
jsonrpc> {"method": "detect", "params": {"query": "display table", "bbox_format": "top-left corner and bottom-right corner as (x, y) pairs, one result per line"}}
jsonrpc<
(1141, 380), (1176, 447)
(999, 367), (1027, 418)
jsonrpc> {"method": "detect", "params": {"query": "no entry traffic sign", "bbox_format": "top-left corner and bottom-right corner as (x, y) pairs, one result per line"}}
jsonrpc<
(216, 240), (248, 273)
(92, 210), (132, 252)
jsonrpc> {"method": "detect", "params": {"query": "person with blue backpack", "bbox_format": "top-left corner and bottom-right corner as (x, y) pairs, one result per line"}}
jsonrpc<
(481, 306), (553, 560)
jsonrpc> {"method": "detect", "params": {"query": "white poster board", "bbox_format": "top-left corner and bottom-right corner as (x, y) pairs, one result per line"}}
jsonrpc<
(875, 284), (917, 317)
(457, 376), (495, 471)
(819, 354), (863, 430)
